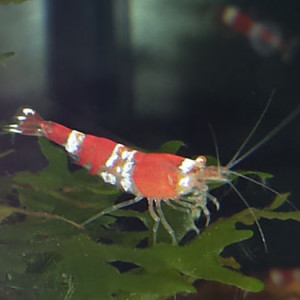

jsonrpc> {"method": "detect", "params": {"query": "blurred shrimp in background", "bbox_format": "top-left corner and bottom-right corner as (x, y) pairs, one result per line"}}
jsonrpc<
(221, 5), (299, 63)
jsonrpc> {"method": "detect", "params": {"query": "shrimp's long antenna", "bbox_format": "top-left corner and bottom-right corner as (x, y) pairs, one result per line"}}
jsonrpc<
(229, 170), (280, 195)
(229, 170), (298, 211)
(209, 123), (221, 170)
(226, 90), (275, 169)
(228, 104), (300, 169)
(228, 182), (268, 253)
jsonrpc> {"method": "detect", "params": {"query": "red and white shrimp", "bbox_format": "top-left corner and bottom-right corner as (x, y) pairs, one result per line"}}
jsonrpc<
(221, 6), (299, 62)
(5, 104), (300, 246)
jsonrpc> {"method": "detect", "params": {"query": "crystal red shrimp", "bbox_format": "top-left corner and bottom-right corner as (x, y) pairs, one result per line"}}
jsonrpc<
(5, 107), (229, 245)
(5, 104), (300, 246)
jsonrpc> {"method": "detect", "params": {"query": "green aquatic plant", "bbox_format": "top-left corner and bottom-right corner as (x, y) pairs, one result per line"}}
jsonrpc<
(0, 138), (299, 300)
(0, 0), (29, 4)
(0, 51), (15, 62)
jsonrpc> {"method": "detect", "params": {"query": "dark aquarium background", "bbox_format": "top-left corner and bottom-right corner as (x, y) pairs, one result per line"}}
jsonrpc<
(1, 0), (300, 281)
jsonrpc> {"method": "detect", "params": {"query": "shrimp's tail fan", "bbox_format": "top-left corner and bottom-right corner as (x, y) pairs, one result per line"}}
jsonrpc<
(4, 107), (45, 136)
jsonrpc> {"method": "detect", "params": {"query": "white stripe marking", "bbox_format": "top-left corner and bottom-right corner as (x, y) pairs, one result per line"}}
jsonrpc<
(105, 143), (124, 168)
(22, 108), (35, 115)
(179, 158), (196, 174)
(8, 124), (18, 128)
(120, 150), (137, 192)
(120, 177), (133, 192)
(122, 161), (135, 173)
(65, 130), (86, 154)
(7, 128), (22, 134)
(16, 116), (27, 121)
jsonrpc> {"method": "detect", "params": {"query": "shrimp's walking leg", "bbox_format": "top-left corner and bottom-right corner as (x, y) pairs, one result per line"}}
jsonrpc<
(201, 204), (211, 226)
(183, 191), (212, 226)
(81, 196), (144, 226)
(171, 198), (202, 219)
(147, 199), (161, 245)
(207, 194), (220, 210)
(165, 199), (189, 213)
(156, 201), (177, 246)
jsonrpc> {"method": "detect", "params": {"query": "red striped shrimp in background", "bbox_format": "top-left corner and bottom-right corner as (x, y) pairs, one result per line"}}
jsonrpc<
(5, 97), (300, 247)
(221, 5), (299, 63)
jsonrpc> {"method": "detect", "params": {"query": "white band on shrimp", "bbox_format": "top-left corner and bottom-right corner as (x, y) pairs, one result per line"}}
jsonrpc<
(120, 150), (137, 193)
(105, 143), (124, 168)
(179, 158), (196, 174)
(65, 130), (86, 154)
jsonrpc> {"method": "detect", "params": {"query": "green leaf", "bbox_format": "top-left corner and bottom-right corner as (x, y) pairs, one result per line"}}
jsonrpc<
(0, 176), (13, 200)
(157, 140), (185, 154)
(205, 155), (219, 166)
(232, 193), (299, 226)
(0, 205), (16, 223)
(39, 138), (71, 179)
(261, 210), (300, 221)
(268, 193), (290, 210)
(49, 214), (263, 300)
(239, 170), (274, 179)
(0, 51), (15, 61)
(0, 0), (29, 4)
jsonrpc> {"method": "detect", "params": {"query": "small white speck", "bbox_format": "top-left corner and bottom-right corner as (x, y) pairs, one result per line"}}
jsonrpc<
(100, 171), (117, 185)
(122, 161), (135, 173)
(16, 116), (26, 121)
(121, 150), (130, 160)
(127, 150), (137, 160)
(22, 108), (35, 115)
(179, 176), (190, 187)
